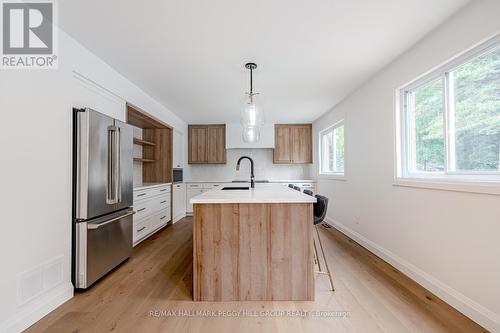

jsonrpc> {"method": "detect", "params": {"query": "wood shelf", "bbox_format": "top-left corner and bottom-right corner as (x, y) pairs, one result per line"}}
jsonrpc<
(133, 137), (156, 146)
(133, 157), (156, 163)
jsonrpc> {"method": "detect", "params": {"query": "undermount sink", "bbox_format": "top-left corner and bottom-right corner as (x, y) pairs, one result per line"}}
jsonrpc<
(221, 187), (250, 190)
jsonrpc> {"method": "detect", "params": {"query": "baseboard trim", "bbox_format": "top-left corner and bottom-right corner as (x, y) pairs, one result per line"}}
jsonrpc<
(173, 212), (186, 223)
(324, 217), (500, 333)
(0, 282), (73, 333)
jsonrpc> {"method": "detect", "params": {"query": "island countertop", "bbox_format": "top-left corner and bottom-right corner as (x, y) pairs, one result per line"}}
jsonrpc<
(190, 184), (316, 204)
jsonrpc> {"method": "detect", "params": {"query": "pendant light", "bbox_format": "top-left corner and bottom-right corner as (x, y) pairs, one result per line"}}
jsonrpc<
(241, 62), (264, 142)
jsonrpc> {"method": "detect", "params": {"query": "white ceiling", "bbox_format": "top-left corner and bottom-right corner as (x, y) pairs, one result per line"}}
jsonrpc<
(60, 0), (470, 124)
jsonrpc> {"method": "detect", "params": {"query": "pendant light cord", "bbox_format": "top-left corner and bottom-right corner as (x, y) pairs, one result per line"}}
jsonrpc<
(245, 62), (258, 103)
(250, 66), (253, 95)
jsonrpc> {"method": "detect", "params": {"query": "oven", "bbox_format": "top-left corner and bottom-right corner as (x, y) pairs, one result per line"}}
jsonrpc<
(173, 168), (183, 184)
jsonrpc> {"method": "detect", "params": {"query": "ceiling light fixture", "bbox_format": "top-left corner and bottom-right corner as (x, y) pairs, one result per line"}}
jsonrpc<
(241, 62), (264, 142)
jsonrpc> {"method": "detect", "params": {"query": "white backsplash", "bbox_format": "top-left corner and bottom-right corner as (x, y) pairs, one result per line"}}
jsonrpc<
(184, 148), (312, 181)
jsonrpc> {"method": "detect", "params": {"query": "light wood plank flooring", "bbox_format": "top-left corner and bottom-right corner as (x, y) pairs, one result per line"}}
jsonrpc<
(26, 217), (487, 333)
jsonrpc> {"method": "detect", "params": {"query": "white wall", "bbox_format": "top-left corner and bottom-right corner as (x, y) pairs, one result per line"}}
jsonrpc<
(312, 1), (500, 331)
(0, 29), (186, 332)
(184, 148), (312, 182)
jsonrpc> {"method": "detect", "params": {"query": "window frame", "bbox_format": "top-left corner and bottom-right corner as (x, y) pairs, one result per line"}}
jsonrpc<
(395, 35), (500, 194)
(318, 120), (345, 178)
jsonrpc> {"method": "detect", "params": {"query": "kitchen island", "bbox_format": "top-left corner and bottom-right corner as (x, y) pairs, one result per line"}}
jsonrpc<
(191, 184), (316, 301)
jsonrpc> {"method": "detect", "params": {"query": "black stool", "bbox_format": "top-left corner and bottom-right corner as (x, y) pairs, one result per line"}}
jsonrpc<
(293, 186), (301, 191)
(303, 189), (313, 196)
(288, 184), (294, 189)
(313, 195), (335, 291)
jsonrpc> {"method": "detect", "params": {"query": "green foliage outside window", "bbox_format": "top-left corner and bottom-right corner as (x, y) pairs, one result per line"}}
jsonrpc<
(411, 46), (500, 172)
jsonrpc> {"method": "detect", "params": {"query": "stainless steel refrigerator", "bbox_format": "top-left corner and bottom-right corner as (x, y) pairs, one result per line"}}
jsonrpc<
(72, 108), (134, 289)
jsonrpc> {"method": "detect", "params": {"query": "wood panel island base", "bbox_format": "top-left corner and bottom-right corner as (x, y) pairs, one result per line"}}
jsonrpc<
(191, 185), (316, 301)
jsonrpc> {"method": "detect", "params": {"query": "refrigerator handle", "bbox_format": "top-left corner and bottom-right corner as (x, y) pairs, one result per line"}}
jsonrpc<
(116, 127), (122, 203)
(106, 127), (113, 203)
(107, 126), (120, 204)
(87, 210), (135, 230)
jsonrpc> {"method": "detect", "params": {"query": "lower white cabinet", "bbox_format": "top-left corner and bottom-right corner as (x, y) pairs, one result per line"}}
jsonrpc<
(172, 183), (186, 223)
(186, 183), (222, 214)
(186, 184), (204, 214)
(133, 184), (171, 246)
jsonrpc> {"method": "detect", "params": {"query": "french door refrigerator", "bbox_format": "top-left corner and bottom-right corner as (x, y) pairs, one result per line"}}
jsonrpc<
(72, 108), (134, 289)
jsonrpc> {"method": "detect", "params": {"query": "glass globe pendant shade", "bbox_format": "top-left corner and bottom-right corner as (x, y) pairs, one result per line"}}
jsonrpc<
(241, 101), (264, 127)
(242, 126), (260, 143)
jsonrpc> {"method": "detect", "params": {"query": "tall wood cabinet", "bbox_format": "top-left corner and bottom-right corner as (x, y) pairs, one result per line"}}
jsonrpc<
(188, 124), (226, 164)
(273, 124), (312, 164)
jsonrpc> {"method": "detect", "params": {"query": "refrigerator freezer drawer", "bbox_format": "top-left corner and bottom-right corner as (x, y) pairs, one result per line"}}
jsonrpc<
(75, 210), (133, 289)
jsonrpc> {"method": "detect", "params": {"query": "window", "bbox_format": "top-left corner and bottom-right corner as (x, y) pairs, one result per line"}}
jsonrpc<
(319, 121), (344, 176)
(397, 38), (500, 184)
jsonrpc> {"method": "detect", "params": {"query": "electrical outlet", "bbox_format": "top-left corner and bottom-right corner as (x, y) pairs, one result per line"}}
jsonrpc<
(354, 216), (360, 225)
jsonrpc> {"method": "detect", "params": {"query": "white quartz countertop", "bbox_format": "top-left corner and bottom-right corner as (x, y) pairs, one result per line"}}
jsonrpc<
(133, 182), (171, 191)
(184, 179), (316, 183)
(190, 184), (317, 204)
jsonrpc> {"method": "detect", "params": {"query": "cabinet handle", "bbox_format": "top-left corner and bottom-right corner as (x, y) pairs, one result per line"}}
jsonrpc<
(160, 189), (167, 192)
(137, 208), (146, 212)
(137, 226), (146, 232)
(160, 200), (167, 204)
(137, 193), (146, 197)
(160, 216), (167, 220)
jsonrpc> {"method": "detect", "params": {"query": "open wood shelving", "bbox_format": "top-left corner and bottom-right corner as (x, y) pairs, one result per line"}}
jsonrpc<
(126, 102), (173, 184)
(133, 137), (156, 147)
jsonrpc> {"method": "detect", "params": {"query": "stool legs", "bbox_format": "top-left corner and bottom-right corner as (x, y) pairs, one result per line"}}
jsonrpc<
(314, 224), (335, 291)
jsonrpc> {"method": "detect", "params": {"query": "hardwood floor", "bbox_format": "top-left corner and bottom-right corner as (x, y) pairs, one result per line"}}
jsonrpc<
(26, 217), (487, 333)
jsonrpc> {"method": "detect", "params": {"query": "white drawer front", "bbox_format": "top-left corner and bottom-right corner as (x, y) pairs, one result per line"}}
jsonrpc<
(153, 185), (170, 196)
(134, 185), (171, 202)
(152, 208), (170, 230)
(134, 190), (150, 201)
(159, 196), (170, 210)
(187, 183), (202, 189)
(133, 218), (151, 244)
(134, 194), (170, 221)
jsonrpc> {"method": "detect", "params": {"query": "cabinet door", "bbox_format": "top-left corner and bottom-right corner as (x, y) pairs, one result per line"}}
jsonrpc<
(291, 125), (312, 163)
(186, 188), (204, 213)
(188, 126), (207, 163)
(273, 125), (293, 163)
(173, 183), (186, 221)
(207, 125), (226, 164)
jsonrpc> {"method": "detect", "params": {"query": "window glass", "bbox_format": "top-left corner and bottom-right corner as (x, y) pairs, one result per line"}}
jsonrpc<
(335, 125), (344, 172)
(451, 47), (500, 172)
(320, 123), (344, 175)
(411, 78), (445, 172)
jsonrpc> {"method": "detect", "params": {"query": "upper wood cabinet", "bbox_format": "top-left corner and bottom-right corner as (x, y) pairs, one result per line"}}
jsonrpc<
(188, 124), (226, 164)
(273, 124), (312, 164)
(207, 126), (226, 163)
